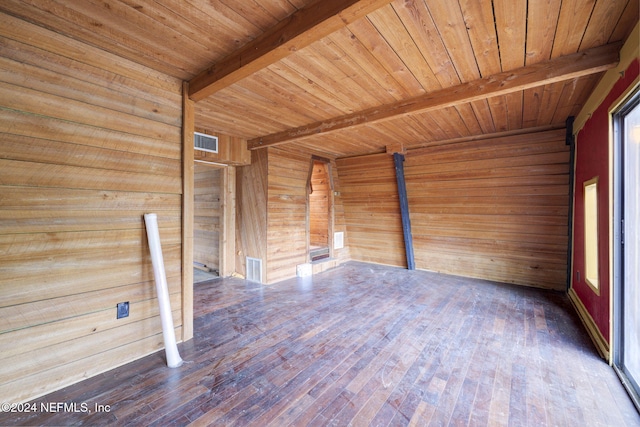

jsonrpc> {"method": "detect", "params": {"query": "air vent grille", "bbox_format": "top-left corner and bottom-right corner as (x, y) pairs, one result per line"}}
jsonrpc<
(194, 132), (218, 153)
(246, 257), (262, 283)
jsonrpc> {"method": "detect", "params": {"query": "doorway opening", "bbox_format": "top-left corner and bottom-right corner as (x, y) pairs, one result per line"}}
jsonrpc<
(308, 158), (332, 262)
(613, 87), (640, 411)
(193, 162), (221, 283)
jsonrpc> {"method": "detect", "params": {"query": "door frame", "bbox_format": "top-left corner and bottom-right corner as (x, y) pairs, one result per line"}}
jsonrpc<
(306, 156), (334, 262)
(611, 85), (640, 411)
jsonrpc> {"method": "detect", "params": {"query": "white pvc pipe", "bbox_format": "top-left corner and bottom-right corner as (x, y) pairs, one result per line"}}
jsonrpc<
(144, 213), (183, 368)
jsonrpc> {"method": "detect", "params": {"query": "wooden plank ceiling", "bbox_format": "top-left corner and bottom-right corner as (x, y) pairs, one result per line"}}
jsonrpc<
(3, 0), (637, 158)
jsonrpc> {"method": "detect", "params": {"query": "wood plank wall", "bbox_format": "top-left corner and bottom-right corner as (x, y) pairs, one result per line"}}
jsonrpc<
(236, 150), (268, 282)
(405, 130), (569, 290)
(405, 129), (570, 290)
(0, 13), (183, 403)
(193, 129), (250, 166)
(337, 130), (570, 290)
(237, 146), (350, 284)
(266, 147), (312, 283)
(194, 164), (221, 272)
(336, 153), (406, 267)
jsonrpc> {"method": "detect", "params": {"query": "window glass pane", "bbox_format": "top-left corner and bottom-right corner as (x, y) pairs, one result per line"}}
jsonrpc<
(584, 178), (599, 290)
(623, 100), (640, 385)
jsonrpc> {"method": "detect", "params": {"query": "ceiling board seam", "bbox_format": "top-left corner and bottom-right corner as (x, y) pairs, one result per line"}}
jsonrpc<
(247, 42), (620, 149)
(576, 1), (597, 53)
(523, 0), (529, 67)
(490, 0), (503, 73)
(421, 0), (465, 85)
(546, 0), (563, 62)
(388, 2), (439, 93)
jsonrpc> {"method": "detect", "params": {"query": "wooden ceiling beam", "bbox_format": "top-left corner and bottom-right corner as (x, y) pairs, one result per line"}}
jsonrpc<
(248, 42), (621, 150)
(188, 0), (394, 102)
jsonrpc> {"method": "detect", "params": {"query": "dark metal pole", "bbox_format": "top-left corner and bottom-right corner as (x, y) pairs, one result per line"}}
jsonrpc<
(393, 153), (415, 270)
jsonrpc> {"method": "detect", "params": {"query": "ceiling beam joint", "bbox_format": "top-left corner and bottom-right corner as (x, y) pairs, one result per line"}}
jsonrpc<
(188, 0), (394, 102)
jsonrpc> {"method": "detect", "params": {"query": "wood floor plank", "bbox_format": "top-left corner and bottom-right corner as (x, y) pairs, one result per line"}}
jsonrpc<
(1, 262), (638, 427)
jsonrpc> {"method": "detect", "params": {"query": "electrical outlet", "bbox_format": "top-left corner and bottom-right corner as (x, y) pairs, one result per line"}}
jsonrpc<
(116, 302), (130, 319)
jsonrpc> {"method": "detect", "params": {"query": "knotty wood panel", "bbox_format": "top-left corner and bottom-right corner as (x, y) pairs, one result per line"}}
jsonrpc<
(193, 164), (221, 271)
(193, 129), (251, 166)
(0, 16), (183, 403)
(405, 129), (570, 290)
(336, 153), (406, 267)
(236, 149), (268, 281)
(241, 146), (350, 284)
(267, 148), (314, 283)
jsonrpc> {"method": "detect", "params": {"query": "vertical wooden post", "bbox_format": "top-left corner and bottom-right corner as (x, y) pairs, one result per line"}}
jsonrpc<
(220, 166), (236, 277)
(393, 153), (415, 270)
(182, 82), (194, 341)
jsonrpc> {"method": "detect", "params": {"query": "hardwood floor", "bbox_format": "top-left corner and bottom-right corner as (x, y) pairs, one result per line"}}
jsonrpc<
(2, 262), (639, 426)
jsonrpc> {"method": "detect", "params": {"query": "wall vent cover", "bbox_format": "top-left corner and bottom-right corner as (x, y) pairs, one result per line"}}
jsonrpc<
(246, 257), (262, 283)
(194, 132), (218, 153)
(334, 231), (344, 250)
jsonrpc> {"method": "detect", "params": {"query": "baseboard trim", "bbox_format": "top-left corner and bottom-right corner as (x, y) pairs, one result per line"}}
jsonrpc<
(568, 287), (610, 361)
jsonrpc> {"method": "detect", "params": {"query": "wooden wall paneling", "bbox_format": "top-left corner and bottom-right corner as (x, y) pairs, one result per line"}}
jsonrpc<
(337, 153), (405, 267)
(1, 325), (182, 404)
(0, 277), (180, 338)
(266, 147), (310, 283)
(0, 0), (203, 79)
(182, 82), (194, 341)
(193, 130), (251, 166)
(0, 55), (181, 127)
(193, 164), (221, 271)
(0, 12), (182, 94)
(405, 129), (570, 290)
(220, 166), (237, 277)
(330, 158), (351, 264)
(0, 297), (183, 387)
(0, 109), (181, 160)
(0, 228), (182, 305)
(0, 16), (183, 403)
(236, 150), (268, 281)
(235, 145), (350, 284)
(0, 81), (180, 142)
